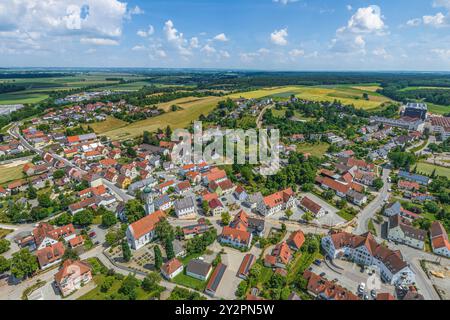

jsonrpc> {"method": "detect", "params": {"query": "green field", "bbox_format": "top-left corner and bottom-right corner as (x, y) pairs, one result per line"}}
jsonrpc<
(229, 85), (391, 110)
(172, 270), (207, 291)
(416, 162), (450, 178)
(83, 116), (128, 134)
(295, 142), (330, 158)
(0, 92), (49, 105)
(0, 162), (26, 185)
(102, 96), (222, 140)
(427, 103), (450, 115)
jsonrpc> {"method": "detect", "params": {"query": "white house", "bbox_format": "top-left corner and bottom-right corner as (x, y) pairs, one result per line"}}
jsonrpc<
(430, 221), (450, 258)
(257, 188), (296, 216)
(388, 215), (426, 250)
(322, 231), (415, 286)
(174, 196), (197, 218)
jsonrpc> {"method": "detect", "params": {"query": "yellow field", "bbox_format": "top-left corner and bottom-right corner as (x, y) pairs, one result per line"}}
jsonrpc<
(0, 162), (27, 185)
(83, 116), (128, 134)
(101, 85), (392, 140)
(102, 96), (222, 140)
(156, 96), (211, 112)
(229, 85), (391, 109)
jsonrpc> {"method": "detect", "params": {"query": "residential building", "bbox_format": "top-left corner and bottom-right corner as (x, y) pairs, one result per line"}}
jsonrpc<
(36, 242), (65, 269)
(321, 232), (415, 286)
(287, 230), (305, 251)
(430, 221), (450, 258)
(300, 197), (326, 218)
(161, 258), (183, 280)
(54, 260), (92, 297)
(186, 259), (212, 281)
(174, 196), (197, 218)
(264, 242), (293, 269)
(303, 270), (359, 300)
(388, 215), (426, 250)
(205, 263), (227, 297)
(257, 188), (296, 216)
(220, 226), (252, 249)
(237, 254), (256, 279)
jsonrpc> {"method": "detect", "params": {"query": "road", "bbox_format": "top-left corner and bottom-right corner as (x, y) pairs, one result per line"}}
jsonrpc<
(354, 168), (391, 235)
(256, 103), (274, 129)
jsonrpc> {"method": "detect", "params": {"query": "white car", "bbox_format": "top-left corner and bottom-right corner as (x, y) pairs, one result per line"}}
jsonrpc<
(358, 283), (366, 293)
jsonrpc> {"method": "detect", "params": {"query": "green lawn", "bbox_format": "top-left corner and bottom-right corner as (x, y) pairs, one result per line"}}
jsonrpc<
(295, 142), (330, 158)
(172, 270), (207, 291)
(416, 162), (450, 179)
(287, 250), (322, 284)
(0, 163), (27, 185)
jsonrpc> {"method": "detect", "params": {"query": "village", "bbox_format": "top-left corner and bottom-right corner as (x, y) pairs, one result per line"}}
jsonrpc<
(0, 95), (448, 302)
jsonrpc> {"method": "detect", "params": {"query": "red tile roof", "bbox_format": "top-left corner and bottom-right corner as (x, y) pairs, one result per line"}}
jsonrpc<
(128, 210), (166, 239)
(161, 258), (183, 276)
(36, 242), (65, 267)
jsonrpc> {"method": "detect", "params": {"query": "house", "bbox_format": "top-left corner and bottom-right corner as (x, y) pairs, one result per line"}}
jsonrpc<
(287, 230), (305, 251)
(300, 197), (326, 218)
(220, 226), (252, 249)
(264, 242), (293, 269)
(161, 258), (183, 280)
(54, 260), (92, 297)
(175, 180), (192, 195)
(303, 270), (359, 300)
(208, 198), (225, 215)
(68, 235), (85, 249)
(126, 210), (166, 250)
(384, 201), (420, 220)
(322, 231), (415, 286)
(398, 170), (430, 186)
(68, 197), (98, 215)
(257, 188), (296, 216)
(237, 254), (256, 279)
(388, 215), (426, 250)
(116, 175), (131, 190)
(346, 189), (368, 206)
(398, 180), (420, 191)
(174, 196), (197, 219)
(156, 180), (176, 194)
(186, 171), (201, 184)
(205, 263), (227, 297)
(33, 223), (76, 250)
(233, 186), (248, 202)
(36, 242), (65, 269)
(203, 167), (227, 185)
(153, 194), (173, 211)
(229, 210), (265, 237)
(430, 221), (450, 258)
(182, 221), (211, 239)
(186, 259), (212, 281)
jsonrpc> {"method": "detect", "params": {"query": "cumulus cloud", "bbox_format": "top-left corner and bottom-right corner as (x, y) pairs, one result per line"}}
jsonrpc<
(213, 33), (229, 42)
(431, 48), (450, 59)
(0, 0), (129, 52)
(137, 25), (155, 38)
(270, 28), (288, 46)
(423, 12), (447, 27)
(406, 18), (422, 27)
(201, 44), (216, 55)
(164, 20), (192, 56)
(289, 49), (305, 58)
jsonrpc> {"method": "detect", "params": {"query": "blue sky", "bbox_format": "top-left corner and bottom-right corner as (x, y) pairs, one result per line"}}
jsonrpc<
(1, 0), (450, 70)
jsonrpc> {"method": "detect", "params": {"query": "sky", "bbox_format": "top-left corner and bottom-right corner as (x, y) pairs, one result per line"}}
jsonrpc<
(1, 0), (450, 71)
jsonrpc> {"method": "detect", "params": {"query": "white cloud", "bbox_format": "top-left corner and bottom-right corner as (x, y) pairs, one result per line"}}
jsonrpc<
(431, 48), (450, 59)
(201, 44), (216, 55)
(132, 45), (146, 51)
(0, 0), (129, 53)
(423, 12), (447, 27)
(273, 0), (299, 5)
(372, 47), (391, 59)
(270, 28), (288, 46)
(190, 37), (200, 48)
(213, 33), (229, 42)
(137, 25), (154, 38)
(346, 5), (353, 11)
(343, 5), (386, 34)
(406, 18), (422, 27)
(80, 37), (119, 46)
(126, 5), (144, 19)
(164, 20), (191, 56)
(219, 50), (230, 59)
(289, 49), (305, 57)
(354, 35), (366, 48)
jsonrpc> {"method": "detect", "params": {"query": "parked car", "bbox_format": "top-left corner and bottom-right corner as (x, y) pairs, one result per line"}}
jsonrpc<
(89, 231), (97, 239)
(313, 259), (322, 266)
(319, 272), (326, 277)
(370, 290), (377, 298)
(358, 283), (366, 293)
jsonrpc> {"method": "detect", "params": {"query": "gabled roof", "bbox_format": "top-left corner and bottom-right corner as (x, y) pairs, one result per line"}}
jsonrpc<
(128, 210), (165, 240)
(287, 230), (305, 250)
(54, 259), (91, 283)
(300, 197), (322, 214)
(161, 258), (183, 276)
(36, 242), (65, 267)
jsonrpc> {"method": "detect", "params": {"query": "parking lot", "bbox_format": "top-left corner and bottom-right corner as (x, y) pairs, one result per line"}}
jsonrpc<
(309, 259), (396, 299)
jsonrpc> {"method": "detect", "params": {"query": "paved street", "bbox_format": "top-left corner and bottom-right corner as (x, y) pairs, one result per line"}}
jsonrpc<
(354, 168), (391, 235)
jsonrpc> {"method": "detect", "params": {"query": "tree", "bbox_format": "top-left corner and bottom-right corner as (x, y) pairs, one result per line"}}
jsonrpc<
(122, 240), (132, 262)
(73, 210), (94, 226)
(155, 218), (175, 243)
(37, 193), (52, 208)
(388, 151), (416, 169)
(0, 256), (10, 274)
(322, 190), (335, 201)
(118, 274), (139, 300)
(0, 239), (11, 254)
(10, 249), (38, 279)
(100, 276), (115, 293)
(373, 178), (384, 191)
(201, 200), (210, 215)
(141, 272), (161, 292)
(165, 239), (175, 260)
(285, 209), (293, 220)
(53, 212), (72, 226)
(63, 248), (79, 261)
(154, 246), (163, 270)
(125, 199), (145, 223)
(165, 125), (172, 138)
(53, 170), (65, 179)
(221, 212), (231, 225)
(102, 211), (118, 228)
(27, 184), (37, 200)
(424, 201), (439, 214)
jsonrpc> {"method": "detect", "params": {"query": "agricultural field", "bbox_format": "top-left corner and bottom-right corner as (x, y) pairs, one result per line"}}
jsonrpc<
(229, 85), (392, 110)
(83, 116), (128, 134)
(0, 92), (49, 105)
(427, 103), (450, 115)
(0, 162), (26, 185)
(156, 96), (212, 112)
(102, 96), (222, 140)
(295, 142), (330, 158)
(416, 162), (450, 179)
